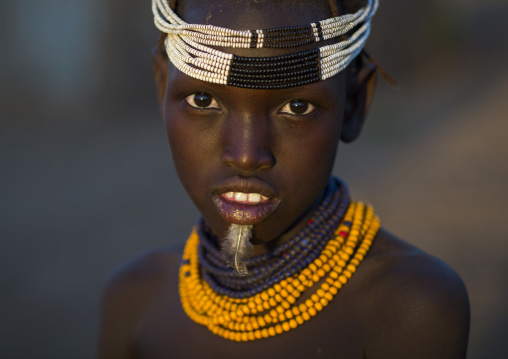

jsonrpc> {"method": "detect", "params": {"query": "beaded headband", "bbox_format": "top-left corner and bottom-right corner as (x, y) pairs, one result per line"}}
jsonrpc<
(152, 0), (378, 89)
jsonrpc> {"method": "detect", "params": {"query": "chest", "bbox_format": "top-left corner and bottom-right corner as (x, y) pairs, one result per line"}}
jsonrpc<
(132, 288), (371, 359)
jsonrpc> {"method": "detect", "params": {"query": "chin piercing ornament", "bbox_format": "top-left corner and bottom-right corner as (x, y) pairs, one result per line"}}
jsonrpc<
(221, 224), (253, 276)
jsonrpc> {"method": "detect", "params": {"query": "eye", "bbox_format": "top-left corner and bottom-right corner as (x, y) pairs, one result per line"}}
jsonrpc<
(184, 93), (220, 109)
(279, 100), (315, 115)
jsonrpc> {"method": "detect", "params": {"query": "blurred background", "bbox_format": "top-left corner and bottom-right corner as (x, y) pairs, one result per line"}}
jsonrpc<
(1, 0), (507, 357)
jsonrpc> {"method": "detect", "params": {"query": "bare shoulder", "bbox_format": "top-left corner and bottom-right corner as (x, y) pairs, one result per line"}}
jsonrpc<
(360, 229), (470, 359)
(97, 242), (184, 359)
(103, 242), (184, 297)
(367, 229), (469, 302)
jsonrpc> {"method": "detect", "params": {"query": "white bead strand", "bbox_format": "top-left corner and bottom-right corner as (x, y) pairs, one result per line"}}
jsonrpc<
(152, 0), (378, 88)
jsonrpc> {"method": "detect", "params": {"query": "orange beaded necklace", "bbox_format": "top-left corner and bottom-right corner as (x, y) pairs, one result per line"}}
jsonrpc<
(179, 200), (380, 342)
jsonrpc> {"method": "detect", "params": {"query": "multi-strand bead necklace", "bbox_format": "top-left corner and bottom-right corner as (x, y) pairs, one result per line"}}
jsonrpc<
(152, 0), (378, 89)
(179, 178), (380, 341)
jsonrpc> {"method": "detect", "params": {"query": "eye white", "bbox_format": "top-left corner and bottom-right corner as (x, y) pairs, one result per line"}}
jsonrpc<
(184, 93), (220, 109)
(280, 100), (315, 115)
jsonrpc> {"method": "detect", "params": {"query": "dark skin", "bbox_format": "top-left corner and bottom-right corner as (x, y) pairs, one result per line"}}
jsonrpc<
(97, 1), (470, 358)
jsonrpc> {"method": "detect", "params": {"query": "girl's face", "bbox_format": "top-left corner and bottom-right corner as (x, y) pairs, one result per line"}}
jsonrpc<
(156, 0), (361, 246)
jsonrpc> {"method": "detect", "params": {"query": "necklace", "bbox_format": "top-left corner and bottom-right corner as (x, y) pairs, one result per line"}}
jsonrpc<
(197, 178), (349, 297)
(179, 183), (380, 341)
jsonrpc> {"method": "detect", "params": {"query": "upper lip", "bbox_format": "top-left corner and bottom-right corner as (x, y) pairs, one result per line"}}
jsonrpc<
(213, 176), (278, 199)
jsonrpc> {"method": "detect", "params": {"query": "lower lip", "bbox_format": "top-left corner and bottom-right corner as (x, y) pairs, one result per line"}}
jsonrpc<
(212, 195), (280, 225)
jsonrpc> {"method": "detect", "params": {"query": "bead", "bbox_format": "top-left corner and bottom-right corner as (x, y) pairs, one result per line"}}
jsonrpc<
(299, 303), (307, 312)
(305, 299), (314, 308)
(258, 317), (266, 327)
(282, 322), (291, 332)
(275, 325), (283, 334)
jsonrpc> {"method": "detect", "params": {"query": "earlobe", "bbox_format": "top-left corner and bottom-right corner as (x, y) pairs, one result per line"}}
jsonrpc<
(152, 47), (169, 113)
(341, 59), (377, 143)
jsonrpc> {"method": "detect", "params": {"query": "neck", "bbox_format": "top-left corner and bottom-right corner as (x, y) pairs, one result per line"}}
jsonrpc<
(196, 177), (350, 296)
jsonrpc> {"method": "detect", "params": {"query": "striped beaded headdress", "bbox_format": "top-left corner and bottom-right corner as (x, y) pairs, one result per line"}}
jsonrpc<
(152, 0), (378, 89)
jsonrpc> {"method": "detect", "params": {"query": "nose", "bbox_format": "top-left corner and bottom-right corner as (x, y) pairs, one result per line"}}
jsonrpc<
(221, 113), (275, 172)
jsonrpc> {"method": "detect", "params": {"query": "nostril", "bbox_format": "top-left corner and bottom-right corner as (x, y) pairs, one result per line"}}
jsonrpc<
(221, 115), (275, 171)
(221, 146), (275, 171)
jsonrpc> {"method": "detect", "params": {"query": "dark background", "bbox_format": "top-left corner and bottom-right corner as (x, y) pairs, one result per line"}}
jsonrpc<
(1, 0), (507, 358)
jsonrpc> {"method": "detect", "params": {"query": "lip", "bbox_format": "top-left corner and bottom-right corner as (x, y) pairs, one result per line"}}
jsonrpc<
(212, 176), (280, 225)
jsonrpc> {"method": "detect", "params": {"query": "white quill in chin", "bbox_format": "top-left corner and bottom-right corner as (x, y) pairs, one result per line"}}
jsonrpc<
(221, 224), (253, 276)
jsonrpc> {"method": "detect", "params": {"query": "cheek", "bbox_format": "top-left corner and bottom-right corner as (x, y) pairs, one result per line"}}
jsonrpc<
(273, 119), (342, 216)
(281, 120), (341, 176)
(166, 115), (192, 172)
(165, 112), (212, 197)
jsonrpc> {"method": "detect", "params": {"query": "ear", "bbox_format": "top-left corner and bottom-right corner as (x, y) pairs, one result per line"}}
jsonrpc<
(152, 47), (169, 114)
(341, 56), (377, 143)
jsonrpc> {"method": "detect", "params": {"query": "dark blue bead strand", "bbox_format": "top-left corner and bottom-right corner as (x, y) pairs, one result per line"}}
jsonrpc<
(196, 177), (351, 298)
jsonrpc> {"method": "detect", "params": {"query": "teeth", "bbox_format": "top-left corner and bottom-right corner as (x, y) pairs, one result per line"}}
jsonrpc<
(248, 193), (261, 203)
(224, 192), (269, 203)
(235, 192), (248, 201)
